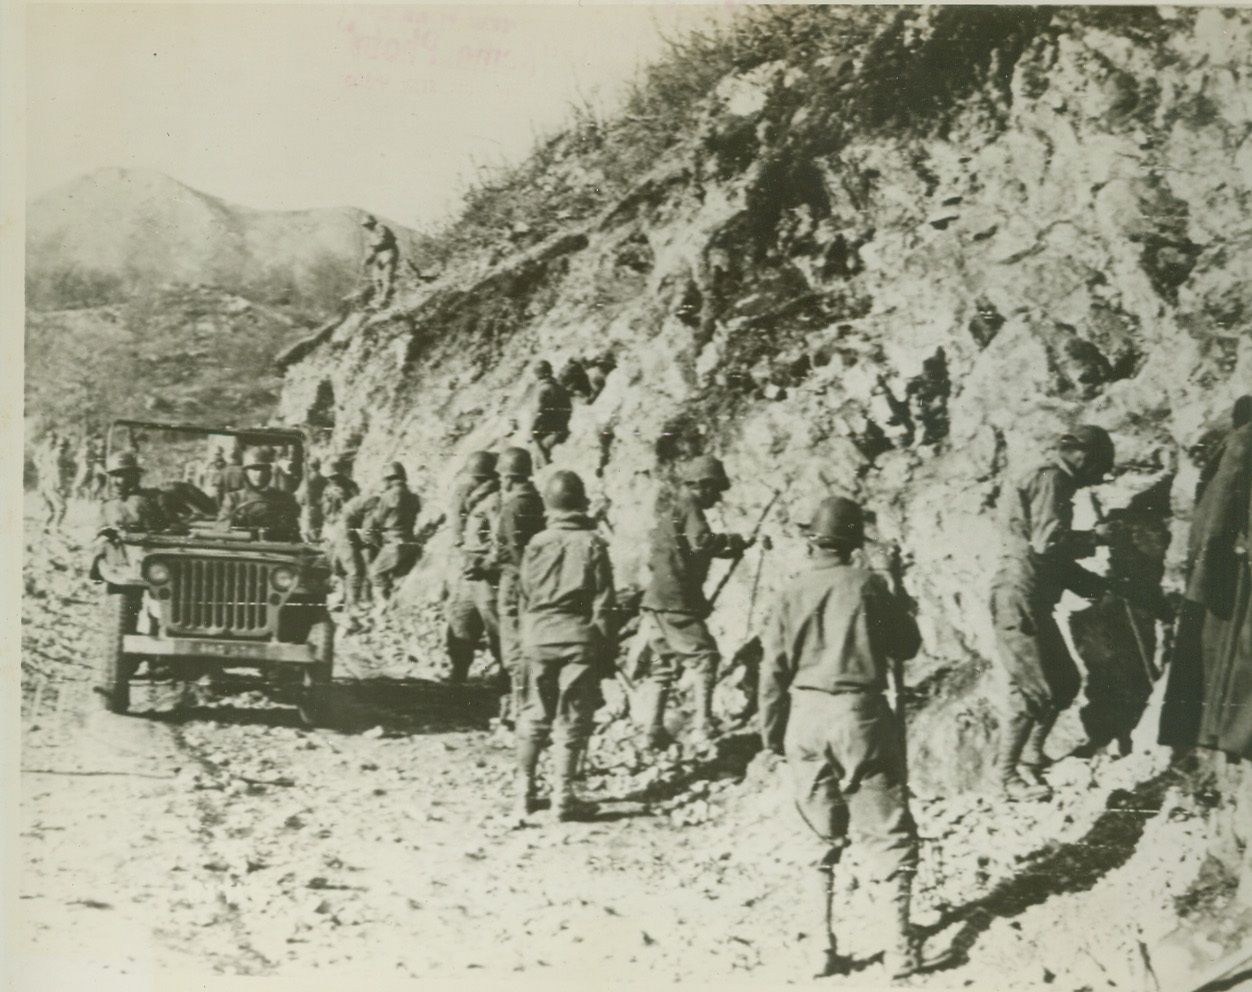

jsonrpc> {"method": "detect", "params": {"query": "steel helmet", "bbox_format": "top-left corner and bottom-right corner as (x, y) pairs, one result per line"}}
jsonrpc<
(383, 461), (407, 482)
(533, 359), (554, 377)
(330, 454), (353, 473)
(497, 447), (533, 479)
(1059, 424), (1115, 479)
(106, 450), (141, 475)
(682, 454), (731, 491)
(544, 470), (588, 512)
(807, 497), (865, 549)
(465, 450), (498, 480)
(244, 447), (275, 469)
(361, 213), (377, 227)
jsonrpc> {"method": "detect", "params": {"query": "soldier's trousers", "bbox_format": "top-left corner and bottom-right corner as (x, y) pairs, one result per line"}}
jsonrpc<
(990, 576), (1081, 723)
(40, 486), (67, 527)
(371, 250), (397, 304)
(369, 541), (417, 600)
(642, 609), (720, 686)
(329, 539), (371, 606)
(445, 573), (501, 679)
(498, 568), (524, 680)
(785, 689), (918, 882)
(519, 653), (599, 749)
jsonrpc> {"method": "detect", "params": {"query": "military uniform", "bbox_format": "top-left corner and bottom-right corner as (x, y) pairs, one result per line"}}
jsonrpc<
(363, 217), (398, 306)
(531, 373), (572, 467)
(446, 476), (502, 680)
(516, 496), (616, 820)
(759, 498), (921, 978)
(366, 483), (421, 600)
(330, 492), (380, 607)
(39, 440), (75, 529)
(493, 477), (546, 710)
(320, 473), (360, 532)
(990, 457), (1106, 795)
(218, 484), (302, 541)
(100, 490), (168, 534)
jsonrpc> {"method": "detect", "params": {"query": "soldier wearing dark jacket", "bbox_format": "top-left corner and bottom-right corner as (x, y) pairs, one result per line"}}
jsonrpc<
(760, 498), (922, 980)
(320, 456), (360, 533)
(445, 451), (503, 682)
(366, 462), (422, 602)
(990, 426), (1114, 801)
(331, 491), (381, 609)
(217, 448), (302, 541)
(489, 447), (547, 723)
(530, 360), (572, 467)
(515, 471), (616, 822)
(639, 454), (751, 747)
(362, 214), (399, 307)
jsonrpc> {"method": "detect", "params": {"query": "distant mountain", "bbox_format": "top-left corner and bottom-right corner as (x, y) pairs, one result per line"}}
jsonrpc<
(26, 167), (417, 313)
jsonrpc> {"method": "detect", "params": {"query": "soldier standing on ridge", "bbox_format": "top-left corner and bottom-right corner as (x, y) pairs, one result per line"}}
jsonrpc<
(365, 462), (422, 605)
(489, 447), (547, 725)
(515, 470), (616, 822)
(530, 360), (572, 468)
(639, 454), (753, 748)
(990, 425), (1115, 802)
(759, 497), (923, 980)
(445, 451), (503, 683)
(361, 213), (399, 308)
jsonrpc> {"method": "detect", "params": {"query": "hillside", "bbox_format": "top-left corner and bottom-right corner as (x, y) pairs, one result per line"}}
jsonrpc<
(26, 167), (420, 313)
(277, 4), (1252, 977)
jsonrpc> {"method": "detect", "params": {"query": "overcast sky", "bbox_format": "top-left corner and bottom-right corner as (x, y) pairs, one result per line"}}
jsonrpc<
(26, 3), (740, 228)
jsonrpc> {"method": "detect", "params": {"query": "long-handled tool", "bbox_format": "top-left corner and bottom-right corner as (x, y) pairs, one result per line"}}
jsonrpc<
(1090, 494), (1160, 683)
(707, 488), (782, 608)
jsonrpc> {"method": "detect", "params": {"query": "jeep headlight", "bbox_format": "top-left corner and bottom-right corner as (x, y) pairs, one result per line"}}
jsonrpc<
(271, 567), (297, 592)
(145, 561), (171, 584)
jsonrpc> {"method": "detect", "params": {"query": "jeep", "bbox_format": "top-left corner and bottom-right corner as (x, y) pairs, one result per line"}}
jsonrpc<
(90, 419), (334, 726)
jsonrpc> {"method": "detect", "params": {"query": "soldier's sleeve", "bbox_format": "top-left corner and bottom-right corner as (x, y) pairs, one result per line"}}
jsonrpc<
(1029, 469), (1096, 560)
(866, 573), (921, 663)
(758, 595), (791, 754)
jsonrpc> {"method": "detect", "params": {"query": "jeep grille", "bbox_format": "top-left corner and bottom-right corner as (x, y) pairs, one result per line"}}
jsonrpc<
(167, 559), (276, 635)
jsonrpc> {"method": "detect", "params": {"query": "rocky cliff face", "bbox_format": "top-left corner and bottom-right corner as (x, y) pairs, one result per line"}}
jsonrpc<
(280, 5), (1250, 821)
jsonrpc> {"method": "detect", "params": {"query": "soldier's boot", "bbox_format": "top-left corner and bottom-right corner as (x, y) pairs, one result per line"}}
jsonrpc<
(813, 849), (847, 978)
(513, 736), (542, 819)
(883, 874), (922, 980)
(553, 741), (596, 822)
(445, 630), (474, 684)
(997, 709), (1052, 802)
(690, 669), (722, 745)
(1020, 709), (1058, 782)
(644, 684), (672, 751)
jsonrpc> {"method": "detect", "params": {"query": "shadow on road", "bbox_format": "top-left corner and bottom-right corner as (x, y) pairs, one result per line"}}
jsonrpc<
(918, 769), (1174, 971)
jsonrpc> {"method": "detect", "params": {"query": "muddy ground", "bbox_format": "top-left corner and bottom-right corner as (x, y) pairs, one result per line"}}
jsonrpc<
(15, 503), (1247, 990)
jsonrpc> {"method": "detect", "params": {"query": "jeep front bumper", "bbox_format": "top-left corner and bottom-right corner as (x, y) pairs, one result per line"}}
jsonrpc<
(123, 635), (316, 664)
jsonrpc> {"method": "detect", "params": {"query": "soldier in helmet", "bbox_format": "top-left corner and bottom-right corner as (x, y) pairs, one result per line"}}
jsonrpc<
(98, 451), (168, 536)
(331, 489), (381, 613)
(361, 213), (399, 308)
(515, 470), (616, 822)
(759, 497), (923, 980)
(320, 455), (360, 534)
(990, 425), (1116, 802)
(217, 447), (302, 541)
(299, 456), (327, 540)
(446, 451), (503, 682)
(488, 447), (547, 724)
(639, 454), (754, 747)
(530, 360), (572, 468)
(365, 461), (422, 603)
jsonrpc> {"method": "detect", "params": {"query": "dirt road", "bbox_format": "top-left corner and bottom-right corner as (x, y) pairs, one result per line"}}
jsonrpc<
(15, 507), (1241, 989)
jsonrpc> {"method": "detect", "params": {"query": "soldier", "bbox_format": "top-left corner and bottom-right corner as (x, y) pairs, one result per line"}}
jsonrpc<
(330, 489), (381, 612)
(217, 448), (302, 541)
(365, 461), (422, 603)
(361, 213), (399, 308)
(759, 497), (923, 979)
(639, 454), (753, 748)
(489, 447), (547, 724)
(515, 470), (616, 822)
(299, 457), (327, 540)
(990, 425), (1115, 801)
(320, 455), (360, 534)
(205, 449), (230, 508)
(530, 360), (572, 468)
(219, 444), (247, 496)
(97, 451), (168, 536)
(446, 451), (503, 683)
(39, 435), (75, 530)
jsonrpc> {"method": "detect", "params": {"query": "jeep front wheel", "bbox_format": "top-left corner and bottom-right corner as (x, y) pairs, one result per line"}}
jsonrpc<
(98, 588), (140, 713)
